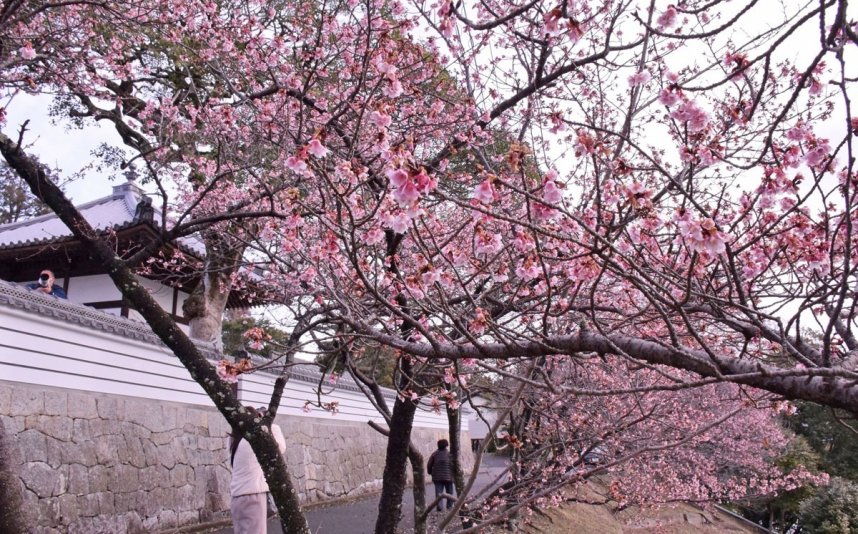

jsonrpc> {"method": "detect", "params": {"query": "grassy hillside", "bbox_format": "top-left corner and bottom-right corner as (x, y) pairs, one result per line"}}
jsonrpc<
(517, 480), (759, 534)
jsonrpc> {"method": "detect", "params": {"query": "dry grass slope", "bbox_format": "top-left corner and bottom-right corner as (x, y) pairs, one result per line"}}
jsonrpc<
(518, 479), (757, 534)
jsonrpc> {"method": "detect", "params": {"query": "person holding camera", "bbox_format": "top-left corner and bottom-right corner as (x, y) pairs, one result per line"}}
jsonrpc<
(27, 269), (67, 299)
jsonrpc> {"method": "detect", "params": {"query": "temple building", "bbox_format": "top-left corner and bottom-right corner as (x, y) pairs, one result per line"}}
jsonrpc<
(0, 180), (255, 328)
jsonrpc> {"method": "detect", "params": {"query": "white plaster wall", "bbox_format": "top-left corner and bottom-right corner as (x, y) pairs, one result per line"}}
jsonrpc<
(175, 289), (189, 318)
(64, 274), (188, 315)
(137, 276), (178, 315)
(0, 303), (214, 406)
(0, 280), (476, 533)
(0, 282), (453, 431)
(66, 274), (189, 332)
(65, 274), (121, 304)
(238, 370), (458, 429)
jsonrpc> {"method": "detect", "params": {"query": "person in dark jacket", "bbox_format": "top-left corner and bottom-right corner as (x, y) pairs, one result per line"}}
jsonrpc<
(26, 270), (67, 299)
(426, 439), (455, 511)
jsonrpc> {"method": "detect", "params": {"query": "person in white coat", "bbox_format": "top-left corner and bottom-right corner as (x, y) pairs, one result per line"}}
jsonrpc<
(229, 406), (286, 534)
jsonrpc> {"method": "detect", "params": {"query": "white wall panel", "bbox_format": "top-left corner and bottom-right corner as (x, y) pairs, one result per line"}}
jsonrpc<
(0, 280), (462, 431)
(66, 274), (122, 303)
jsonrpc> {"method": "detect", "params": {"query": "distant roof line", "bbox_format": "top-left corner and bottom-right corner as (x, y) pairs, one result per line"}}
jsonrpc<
(0, 180), (204, 256)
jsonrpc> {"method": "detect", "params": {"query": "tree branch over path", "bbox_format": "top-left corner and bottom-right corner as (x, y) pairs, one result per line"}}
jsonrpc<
(344, 319), (858, 415)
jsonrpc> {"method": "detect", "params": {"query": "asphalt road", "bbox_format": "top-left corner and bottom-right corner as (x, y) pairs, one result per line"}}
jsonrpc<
(209, 454), (509, 534)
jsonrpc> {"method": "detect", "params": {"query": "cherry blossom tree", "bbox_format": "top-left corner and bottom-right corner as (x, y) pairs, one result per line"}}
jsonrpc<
(457, 357), (827, 530)
(2, 0), (857, 533)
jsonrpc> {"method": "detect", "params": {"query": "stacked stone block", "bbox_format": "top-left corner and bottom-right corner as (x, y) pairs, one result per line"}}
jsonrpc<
(0, 383), (231, 533)
(0, 381), (472, 533)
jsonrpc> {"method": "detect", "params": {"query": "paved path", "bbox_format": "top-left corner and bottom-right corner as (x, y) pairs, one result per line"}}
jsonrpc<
(209, 454), (509, 534)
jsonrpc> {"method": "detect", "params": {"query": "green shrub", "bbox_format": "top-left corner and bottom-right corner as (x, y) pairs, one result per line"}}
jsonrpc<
(798, 477), (858, 533)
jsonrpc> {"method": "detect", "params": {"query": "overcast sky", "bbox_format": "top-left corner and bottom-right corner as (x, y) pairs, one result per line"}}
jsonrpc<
(5, 93), (122, 204)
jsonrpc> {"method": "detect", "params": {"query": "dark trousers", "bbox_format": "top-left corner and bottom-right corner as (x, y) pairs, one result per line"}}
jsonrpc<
(433, 481), (455, 510)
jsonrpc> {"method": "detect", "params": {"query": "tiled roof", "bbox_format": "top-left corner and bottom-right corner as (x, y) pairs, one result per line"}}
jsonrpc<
(0, 181), (204, 255)
(0, 181), (142, 249)
(0, 182), (275, 306)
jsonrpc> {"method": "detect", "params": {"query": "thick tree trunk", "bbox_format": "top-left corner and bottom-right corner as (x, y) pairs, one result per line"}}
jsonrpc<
(368, 419), (428, 534)
(183, 273), (231, 344)
(183, 230), (244, 346)
(0, 134), (309, 534)
(0, 418), (28, 534)
(242, 423), (306, 532)
(374, 396), (418, 534)
(408, 447), (427, 534)
(447, 404), (465, 494)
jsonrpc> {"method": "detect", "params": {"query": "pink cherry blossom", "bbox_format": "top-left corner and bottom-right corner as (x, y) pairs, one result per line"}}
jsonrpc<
(568, 20), (585, 42)
(513, 233), (535, 253)
(392, 180), (420, 207)
(808, 77), (822, 95)
(404, 275), (425, 298)
(386, 168), (409, 187)
(659, 88), (681, 107)
(474, 228), (503, 255)
(243, 326), (271, 350)
(548, 112), (566, 134)
(623, 182), (653, 209)
(388, 212), (410, 234)
(421, 268), (440, 286)
(657, 6), (678, 29)
(786, 123), (809, 141)
(439, 16), (454, 37)
(544, 8), (562, 36)
(677, 213), (729, 255)
(299, 266), (317, 282)
(575, 130), (597, 155)
(20, 43), (37, 60)
(411, 170), (436, 193)
(670, 99), (710, 133)
(369, 110), (392, 128)
(515, 256), (541, 280)
(216, 360), (239, 383)
(628, 70), (651, 87)
(285, 155), (308, 174)
(307, 138), (328, 158)
(532, 203), (557, 222)
(469, 308), (489, 334)
(543, 180), (563, 204)
(383, 78), (403, 98)
(471, 179), (495, 204)
(365, 226), (385, 245)
(216, 359), (253, 383)
(375, 59), (397, 77)
(804, 141), (830, 168)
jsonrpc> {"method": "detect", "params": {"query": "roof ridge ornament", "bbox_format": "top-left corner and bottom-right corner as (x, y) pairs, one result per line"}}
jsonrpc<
(133, 195), (154, 224)
(112, 178), (146, 200)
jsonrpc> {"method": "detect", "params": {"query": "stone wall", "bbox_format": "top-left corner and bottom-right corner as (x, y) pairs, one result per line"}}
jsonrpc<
(0, 380), (472, 533)
(1, 381), (232, 533)
(280, 418), (456, 504)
